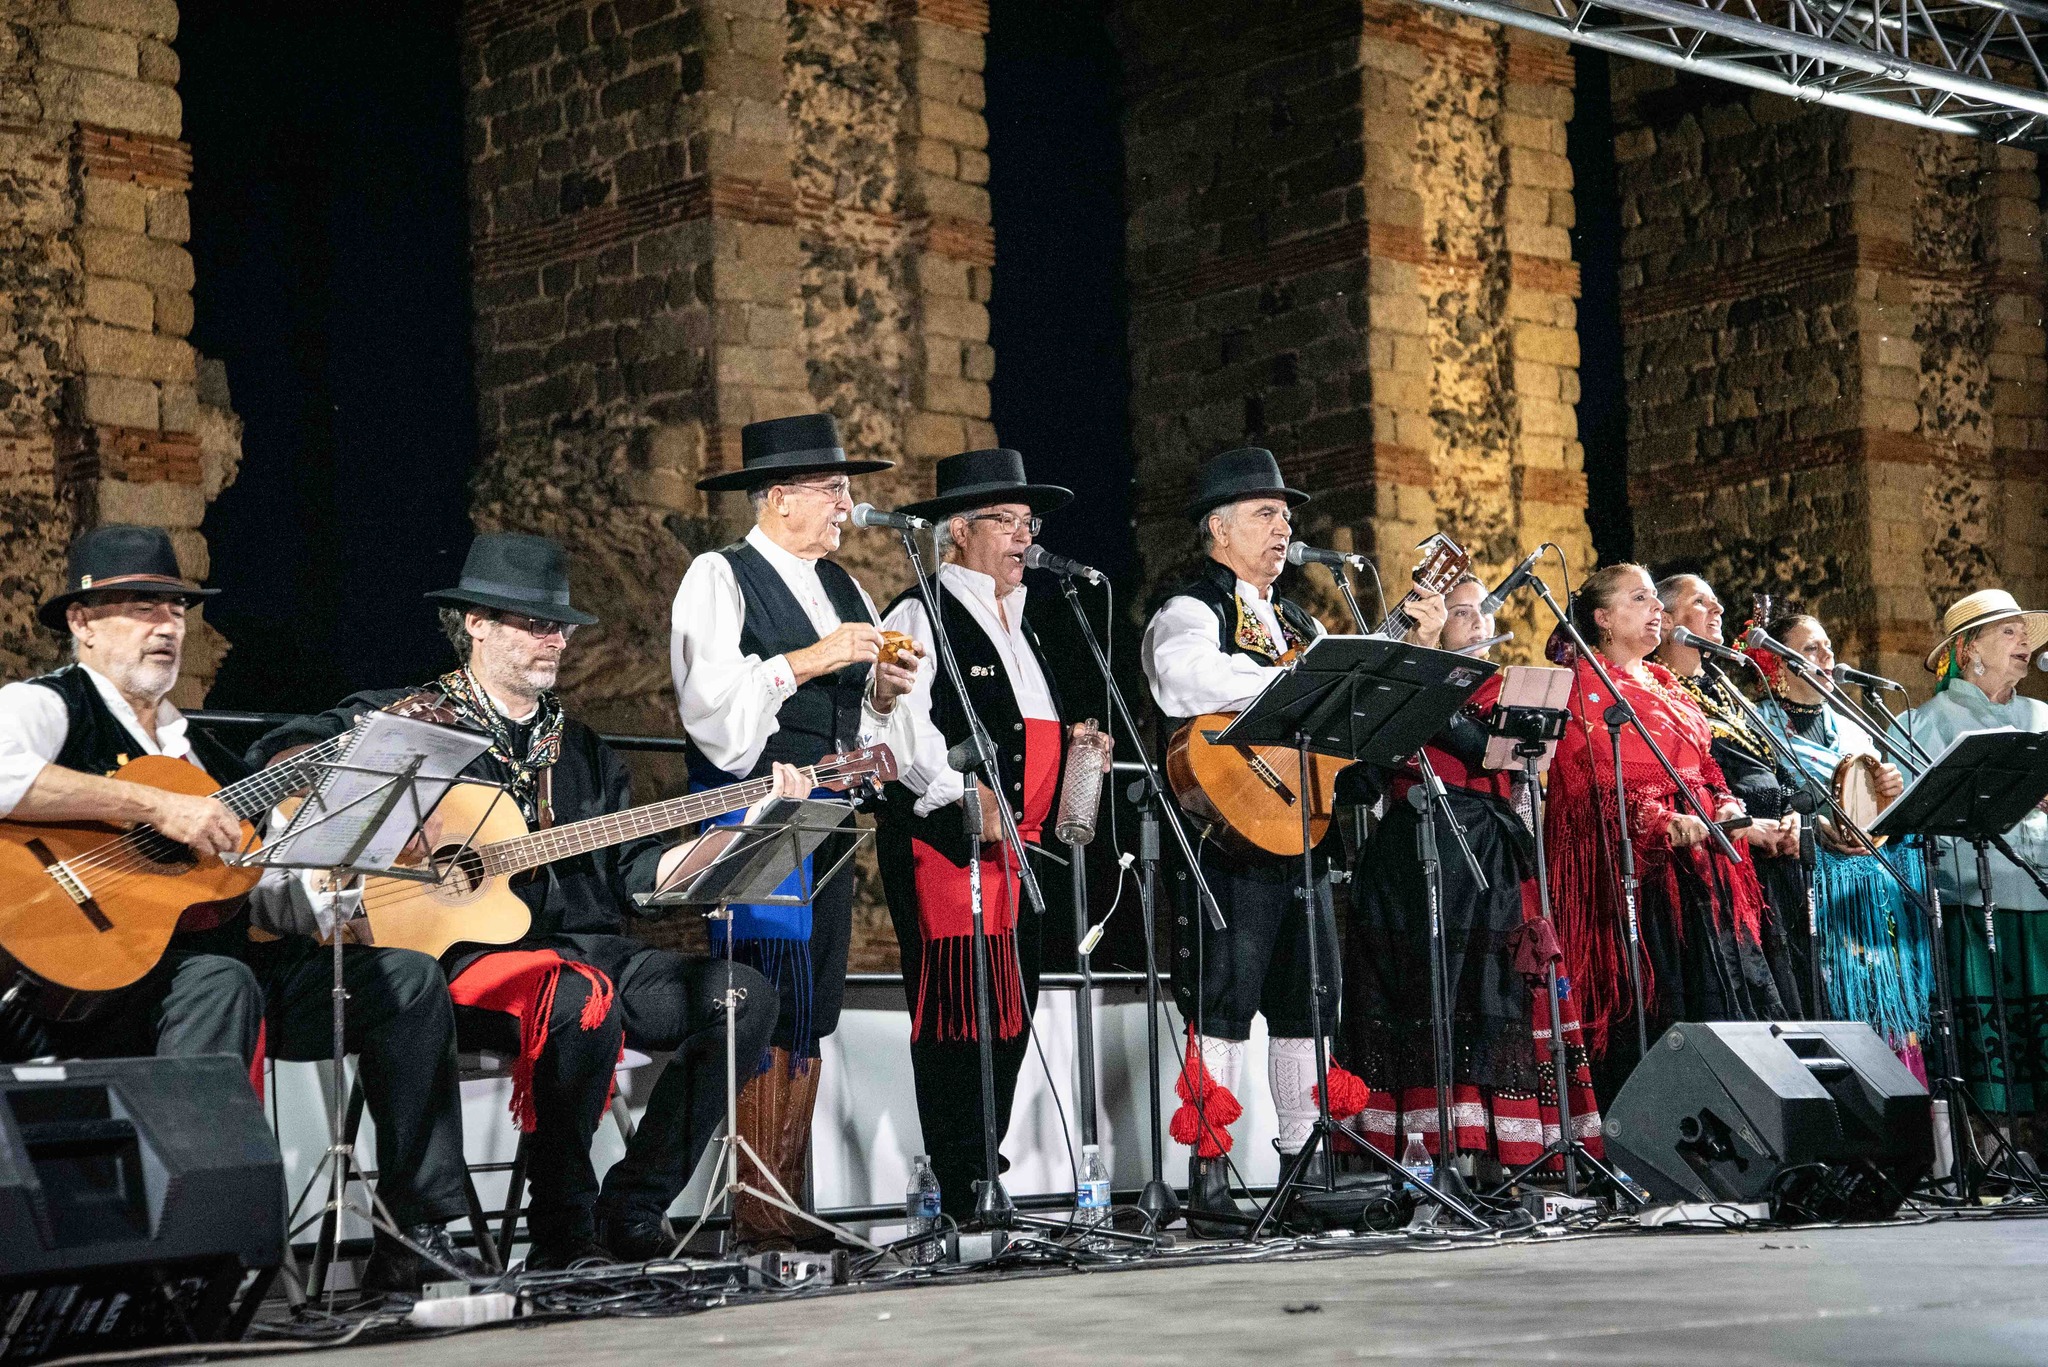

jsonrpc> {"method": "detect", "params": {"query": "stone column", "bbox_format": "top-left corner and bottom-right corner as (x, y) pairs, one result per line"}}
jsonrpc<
(1613, 68), (2047, 694)
(463, 0), (994, 740)
(0, 0), (242, 700)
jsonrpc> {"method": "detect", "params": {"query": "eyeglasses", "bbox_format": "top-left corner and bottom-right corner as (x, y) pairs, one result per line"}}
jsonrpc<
(788, 478), (853, 503)
(495, 612), (579, 641)
(964, 511), (1043, 537)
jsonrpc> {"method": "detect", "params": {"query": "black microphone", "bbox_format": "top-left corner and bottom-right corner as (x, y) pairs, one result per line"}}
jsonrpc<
(1021, 543), (1105, 586)
(1744, 624), (1805, 667)
(1478, 548), (1544, 615)
(1669, 625), (1751, 666)
(851, 502), (929, 531)
(1285, 541), (1364, 571)
(1832, 662), (1905, 693)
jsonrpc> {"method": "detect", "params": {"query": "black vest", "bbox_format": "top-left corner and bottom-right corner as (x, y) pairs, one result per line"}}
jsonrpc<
(875, 576), (1067, 864)
(688, 539), (875, 783)
(25, 665), (248, 785)
(1153, 559), (1318, 735)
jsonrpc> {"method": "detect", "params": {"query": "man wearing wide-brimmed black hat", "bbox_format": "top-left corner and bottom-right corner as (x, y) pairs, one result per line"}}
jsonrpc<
(1140, 449), (1445, 1233)
(0, 525), (488, 1294)
(872, 447), (1087, 1217)
(252, 531), (796, 1269)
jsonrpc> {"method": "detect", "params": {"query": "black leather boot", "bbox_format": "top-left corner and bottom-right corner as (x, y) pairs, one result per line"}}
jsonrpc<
(1184, 1154), (1240, 1238)
(359, 1223), (493, 1296)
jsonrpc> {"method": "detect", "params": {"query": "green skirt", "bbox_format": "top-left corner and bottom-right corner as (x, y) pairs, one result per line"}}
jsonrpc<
(1946, 904), (2048, 1114)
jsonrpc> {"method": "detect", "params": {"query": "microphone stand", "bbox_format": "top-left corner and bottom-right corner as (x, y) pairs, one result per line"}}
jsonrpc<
(1528, 577), (1743, 1065)
(1054, 571), (1224, 1230)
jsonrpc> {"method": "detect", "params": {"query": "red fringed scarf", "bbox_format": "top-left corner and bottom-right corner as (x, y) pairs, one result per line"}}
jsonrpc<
(448, 950), (619, 1131)
(1168, 1029), (1243, 1157)
(1545, 656), (1762, 1055)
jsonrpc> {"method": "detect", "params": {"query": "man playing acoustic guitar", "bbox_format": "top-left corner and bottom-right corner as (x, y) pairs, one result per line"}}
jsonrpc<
(0, 525), (488, 1295)
(252, 533), (805, 1270)
(1140, 449), (1446, 1234)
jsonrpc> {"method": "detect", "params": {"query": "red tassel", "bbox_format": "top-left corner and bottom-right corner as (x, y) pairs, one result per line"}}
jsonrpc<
(1169, 1031), (1240, 1157)
(1315, 1061), (1369, 1120)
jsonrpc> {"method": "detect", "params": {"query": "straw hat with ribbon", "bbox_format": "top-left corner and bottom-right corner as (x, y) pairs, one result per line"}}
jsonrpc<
(1925, 588), (2048, 673)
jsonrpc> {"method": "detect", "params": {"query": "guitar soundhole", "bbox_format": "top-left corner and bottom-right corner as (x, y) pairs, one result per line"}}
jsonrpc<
(433, 845), (487, 896)
(134, 827), (197, 871)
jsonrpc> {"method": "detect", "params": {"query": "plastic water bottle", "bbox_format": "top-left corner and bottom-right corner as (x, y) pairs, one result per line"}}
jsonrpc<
(906, 1154), (942, 1262)
(1077, 1144), (1111, 1246)
(1401, 1132), (1433, 1193)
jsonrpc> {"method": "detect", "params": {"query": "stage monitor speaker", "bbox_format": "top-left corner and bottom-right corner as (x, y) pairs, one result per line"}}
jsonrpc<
(0, 1055), (284, 1362)
(1601, 1021), (1931, 1222)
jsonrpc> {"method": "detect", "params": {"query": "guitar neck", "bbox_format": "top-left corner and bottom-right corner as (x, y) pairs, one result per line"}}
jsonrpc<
(1374, 592), (1421, 640)
(480, 767), (811, 876)
(213, 737), (351, 822)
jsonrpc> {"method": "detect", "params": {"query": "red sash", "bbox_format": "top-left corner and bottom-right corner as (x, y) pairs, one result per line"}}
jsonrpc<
(448, 949), (619, 1131)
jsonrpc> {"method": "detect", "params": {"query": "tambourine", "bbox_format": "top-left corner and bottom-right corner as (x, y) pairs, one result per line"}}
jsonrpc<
(1817, 753), (1894, 855)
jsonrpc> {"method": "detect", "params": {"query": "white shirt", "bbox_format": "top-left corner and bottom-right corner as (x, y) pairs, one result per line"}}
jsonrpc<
(671, 523), (909, 776)
(1142, 573), (1321, 718)
(882, 564), (1059, 816)
(0, 664), (199, 817)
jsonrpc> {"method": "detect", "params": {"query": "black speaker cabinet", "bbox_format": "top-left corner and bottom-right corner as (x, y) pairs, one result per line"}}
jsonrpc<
(0, 1055), (284, 1362)
(1602, 1021), (1932, 1221)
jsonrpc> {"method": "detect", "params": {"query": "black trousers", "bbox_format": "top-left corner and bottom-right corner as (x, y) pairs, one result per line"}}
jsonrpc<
(452, 934), (777, 1240)
(878, 827), (1045, 1220)
(1171, 837), (1337, 1042)
(40, 937), (471, 1228)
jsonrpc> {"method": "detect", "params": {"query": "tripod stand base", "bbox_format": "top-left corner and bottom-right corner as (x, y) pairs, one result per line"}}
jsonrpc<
(1137, 1178), (1179, 1232)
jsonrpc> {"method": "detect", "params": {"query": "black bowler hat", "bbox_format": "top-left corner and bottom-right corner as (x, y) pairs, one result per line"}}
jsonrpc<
(39, 524), (218, 630)
(1184, 447), (1310, 521)
(894, 448), (1073, 524)
(694, 412), (893, 493)
(424, 532), (599, 626)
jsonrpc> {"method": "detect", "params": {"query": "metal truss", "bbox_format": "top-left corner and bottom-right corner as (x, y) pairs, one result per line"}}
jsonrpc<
(1405, 0), (2048, 146)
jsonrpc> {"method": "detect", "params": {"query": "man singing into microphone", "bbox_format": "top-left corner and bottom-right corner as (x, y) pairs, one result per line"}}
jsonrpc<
(873, 448), (1084, 1218)
(1141, 446), (1444, 1232)
(670, 412), (919, 1246)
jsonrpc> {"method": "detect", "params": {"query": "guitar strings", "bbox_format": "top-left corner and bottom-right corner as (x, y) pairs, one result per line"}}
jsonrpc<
(340, 757), (870, 927)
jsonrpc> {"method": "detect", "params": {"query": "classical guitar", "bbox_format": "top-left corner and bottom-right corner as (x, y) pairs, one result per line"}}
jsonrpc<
(0, 735), (351, 1021)
(337, 744), (898, 958)
(1167, 533), (1472, 856)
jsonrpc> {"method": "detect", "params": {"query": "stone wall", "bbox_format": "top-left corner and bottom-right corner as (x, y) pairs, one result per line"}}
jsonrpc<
(1613, 67), (2048, 693)
(1115, 0), (1593, 642)
(462, 0), (993, 965)
(0, 0), (242, 702)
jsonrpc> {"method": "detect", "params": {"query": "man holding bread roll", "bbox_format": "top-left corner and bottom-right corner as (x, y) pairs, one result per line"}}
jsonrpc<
(670, 411), (919, 1247)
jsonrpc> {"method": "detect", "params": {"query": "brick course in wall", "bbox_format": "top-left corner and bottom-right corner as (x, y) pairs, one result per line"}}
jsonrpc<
(0, 0), (241, 701)
(1612, 67), (2048, 695)
(1115, 0), (1593, 644)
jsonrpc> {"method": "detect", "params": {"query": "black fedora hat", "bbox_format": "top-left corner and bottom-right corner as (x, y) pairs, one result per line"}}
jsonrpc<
(695, 412), (893, 493)
(39, 524), (218, 630)
(424, 532), (599, 626)
(1184, 447), (1310, 521)
(895, 448), (1073, 524)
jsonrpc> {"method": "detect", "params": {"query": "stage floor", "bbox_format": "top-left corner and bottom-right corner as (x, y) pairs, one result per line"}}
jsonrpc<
(276, 1213), (2048, 1365)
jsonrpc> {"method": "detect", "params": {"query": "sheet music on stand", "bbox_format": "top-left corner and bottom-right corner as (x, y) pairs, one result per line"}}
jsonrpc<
(232, 711), (495, 879)
(637, 798), (864, 911)
(1212, 634), (1497, 761)
(1871, 726), (2048, 843)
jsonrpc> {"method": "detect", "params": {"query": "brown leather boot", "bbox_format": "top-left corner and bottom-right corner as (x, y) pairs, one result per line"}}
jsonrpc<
(731, 1048), (822, 1249)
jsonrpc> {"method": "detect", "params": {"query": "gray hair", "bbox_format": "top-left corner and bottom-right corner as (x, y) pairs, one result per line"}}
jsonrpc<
(439, 606), (480, 663)
(748, 486), (771, 515)
(935, 505), (995, 561)
(1654, 572), (1712, 616)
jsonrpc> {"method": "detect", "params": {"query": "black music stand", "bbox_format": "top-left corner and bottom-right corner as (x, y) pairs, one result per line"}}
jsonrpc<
(638, 798), (884, 1256)
(1212, 635), (1497, 1235)
(1872, 727), (2048, 1198)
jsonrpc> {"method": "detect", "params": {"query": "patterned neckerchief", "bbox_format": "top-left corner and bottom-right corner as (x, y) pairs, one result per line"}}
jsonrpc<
(433, 666), (564, 818)
(1233, 592), (1304, 661)
(1671, 669), (1772, 765)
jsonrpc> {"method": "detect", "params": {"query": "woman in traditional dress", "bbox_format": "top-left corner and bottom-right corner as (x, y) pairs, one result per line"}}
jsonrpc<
(1906, 590), (2048, 1122)
(1653, 574), (1808, 1014)
(1544, 564), (1787, 1095)
(1750, 613), (1926, 1077)
(1346, 574), (1603, 1179)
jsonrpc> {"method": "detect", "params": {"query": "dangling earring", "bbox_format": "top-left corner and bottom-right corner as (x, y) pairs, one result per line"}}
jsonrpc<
(1973, 659), (1986, 676)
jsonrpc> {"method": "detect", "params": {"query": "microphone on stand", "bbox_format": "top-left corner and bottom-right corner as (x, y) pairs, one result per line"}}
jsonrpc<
(850, 502), (929, 531)
(1744, 625), (1813, 672)
(1021, 543), (1106, 586)
(1285, 541), (1365, 570)
(1669, 625), (1753, 667)
(1478, 548), (1545, 615)
(1832, 662), (1906, 693)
